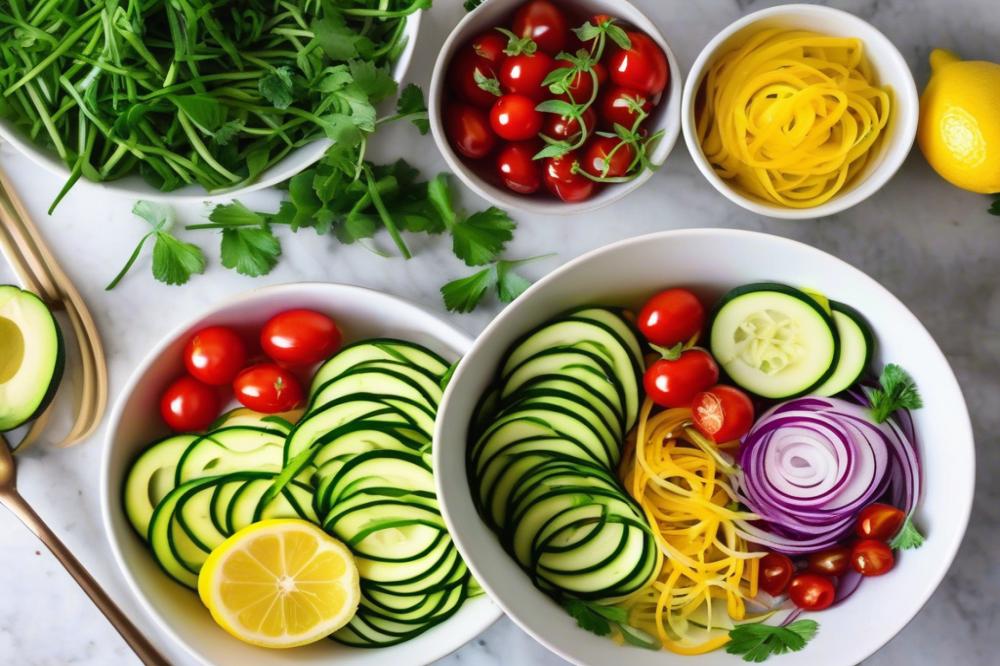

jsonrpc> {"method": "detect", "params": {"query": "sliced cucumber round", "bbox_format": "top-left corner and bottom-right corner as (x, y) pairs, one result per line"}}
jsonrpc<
(709, 283), (840, 399)
(813, 301), (874, 396)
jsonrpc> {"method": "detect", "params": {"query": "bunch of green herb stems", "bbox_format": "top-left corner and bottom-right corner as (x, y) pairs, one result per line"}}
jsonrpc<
(0, 0), (419, 211)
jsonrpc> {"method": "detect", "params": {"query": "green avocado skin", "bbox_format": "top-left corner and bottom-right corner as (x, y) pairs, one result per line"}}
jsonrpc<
(0, 285), (65, 432)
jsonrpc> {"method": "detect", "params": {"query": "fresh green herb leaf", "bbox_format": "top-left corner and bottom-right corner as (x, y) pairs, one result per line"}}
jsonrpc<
(496, 259), (533, 302)
(209, 201), (266, 227)
(605, 24), (632, 50)
(889, 516), (926, 550)
(428, 174), (459, 228)
(498, 27), (538, 56)
(151, 233), (206, 286)
(534, 142), (573, 160)
(441, 266), (497, 313)
(536, 99), (579, 116)
(132, 201), (173, 230)
(170, 95), (227, 133)
(562, 599), (613, 637)
(348, 59), (397, 103)
(726, 621), (819, 663)
(560, 599), (657, 649)
(220, 227), (281, 277)
(868, 363), (923, 423)
(452, 207), (516, 266)
(212, 120), (245, 146)
(259, 66), (295, 110)
(474, 68), (502, 97)
(396, 84), (429, 134)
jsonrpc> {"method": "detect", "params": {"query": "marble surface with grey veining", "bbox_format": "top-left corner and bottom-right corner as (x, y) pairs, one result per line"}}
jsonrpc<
(0, 0), (998, 664)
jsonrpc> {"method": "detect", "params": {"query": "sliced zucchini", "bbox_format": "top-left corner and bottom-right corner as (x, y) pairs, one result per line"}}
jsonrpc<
(123, 435), (196, 539)
(813, 301), (874, 396)
(709, 283), (840, 398)
(310, 339), (449, 396)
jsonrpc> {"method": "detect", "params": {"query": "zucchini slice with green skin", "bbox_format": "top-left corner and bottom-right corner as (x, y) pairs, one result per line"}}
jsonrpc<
(709, 282), (840, 399)
(813, 300), (875, 396)
(123, 434), (196, 539)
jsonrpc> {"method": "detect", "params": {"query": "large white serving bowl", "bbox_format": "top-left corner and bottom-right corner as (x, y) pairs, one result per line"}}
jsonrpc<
(0, 15), (420, 204)
(681, 4), (919, 220)
(434, 229), (974, 666)
(100, 283), (500, 666)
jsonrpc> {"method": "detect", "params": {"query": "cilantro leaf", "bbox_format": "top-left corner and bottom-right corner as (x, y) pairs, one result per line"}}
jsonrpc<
(496, 259), (533, 302)
(220, 227), (281, 277)
(259, 66), (295, 110)
(452, 207), (515, 266)
(170, 94), (226, 133)
(209, 201), (266, 227)
(889, 516), (926, 550)
(427, 174), (458, 228)
(212, 120), (244, 146)
(349, 59), (397, 103)
(396, 84), (429, 134)
(441, 266), (496, 313)
(867, 363), (923, 423)
(726, 621), (819, 663)
(151, 233), (206, 286)
(132, 200), (172, 230)
(562, 599), (613, 637)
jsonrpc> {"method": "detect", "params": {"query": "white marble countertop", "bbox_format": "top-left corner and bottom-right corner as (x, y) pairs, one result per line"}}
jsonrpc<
(0, 0), (997, 664)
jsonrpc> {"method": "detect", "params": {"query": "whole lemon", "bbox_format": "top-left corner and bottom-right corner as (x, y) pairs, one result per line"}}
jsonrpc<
(917, 49), (1000, 194)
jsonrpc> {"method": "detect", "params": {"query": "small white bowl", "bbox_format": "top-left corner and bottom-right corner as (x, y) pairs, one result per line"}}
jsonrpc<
(428, 0), (682, 215)
(0, 17), (421, 204)
(434, 229), (974, 666)
(681, 4), (919, 220)
(100, 283), (500, 666)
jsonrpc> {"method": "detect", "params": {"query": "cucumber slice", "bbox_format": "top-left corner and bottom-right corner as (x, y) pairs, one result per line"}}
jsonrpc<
(123, 435), (196, 539)
(813, 301), (874, 396)
(709, 283), (840, 398)
(175, 427), (285, 485)
(310, 339), (449, 396)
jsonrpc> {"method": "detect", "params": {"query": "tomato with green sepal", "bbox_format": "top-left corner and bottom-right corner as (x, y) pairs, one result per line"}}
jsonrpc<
(788, 573), (836, 611)
(807, 546), (851, 577)
(184, 326), (247, 386)
(543, 152), (595, 202)
(553, 60), (607, 103)
(581, 136), (635, 178)
(607, 31), (669, 96)
(543, 107), (597, 142)
(446, 104), (497, 159)
(233, 363), (304, 414)
(500, 51), (555, 100)
(512, 0), (568, 56)
(449, 49), (500, 108)
(758, 552), (795, 596)
(851, 539), (894, 576)
(691, 385), (754, 443)
(471, 31), (507, 63)
(856, 503), (906, 541)
(160, 376), (220, 432)
(638, 288), (706, 346)
(261, 309), (341, 367)
(599, 85), (652, 130)
(491, 94), (543, 141)
(497, 141), (543, 194)
(643, 347), (719, 409)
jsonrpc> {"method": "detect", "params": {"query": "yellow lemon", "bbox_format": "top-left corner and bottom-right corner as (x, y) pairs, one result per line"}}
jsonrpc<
(198, 519), (360, 649)
(918, 49), (1000, 193)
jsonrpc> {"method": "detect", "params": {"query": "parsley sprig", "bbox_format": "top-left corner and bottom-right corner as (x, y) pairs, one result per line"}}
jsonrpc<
(726, 620), (819, 663)
(561, 598), (660, 650)
(867, 364), (923, 423)
(890, 516), (926, 550)
(106, 202), (206, 290)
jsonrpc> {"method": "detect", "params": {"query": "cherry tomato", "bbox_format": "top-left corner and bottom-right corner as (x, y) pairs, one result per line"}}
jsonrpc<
(856, 503), (906, 541)
(581, 136), (635, 178)
(496, 141), (543, 194)
(446, 104), (497, 159)
(637, 288), (706, 346)
(788, 573), (836, 611)
(233, 363), (304, 414)
(599, 85), (652, 130)
(471, 31), (507, 63)
(261, 309), (341, 367)
(449, 49), (500, 108)
(542, 106), (596, 141)
(490, 94), (543, 141)
(807, 546), (851, 577)
(851, 539), (895, 576)
(543, 151), (595, 202)
(160, 376), (220, 432)
(691, 385), (754, 443)
(512, 0), (568, 56)
(643, 348), (719, 409)
(607, 31), (669, 96)
(500, 51), (555, 100)
(554, 61), (607, 103)
(183, 326), (247, 386)
(758, 552), (795, 596)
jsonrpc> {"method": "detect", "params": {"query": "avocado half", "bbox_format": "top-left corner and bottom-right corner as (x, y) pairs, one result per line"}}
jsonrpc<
(0, 285), (65, 432)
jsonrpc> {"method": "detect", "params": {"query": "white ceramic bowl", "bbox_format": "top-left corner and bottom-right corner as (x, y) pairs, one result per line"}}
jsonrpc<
(0, 17), (421, 204)
(434, 229), (974, 666)
(100, 283), (500, 666)
(681, 4), (919, 220)
(429, 0), (682, 215)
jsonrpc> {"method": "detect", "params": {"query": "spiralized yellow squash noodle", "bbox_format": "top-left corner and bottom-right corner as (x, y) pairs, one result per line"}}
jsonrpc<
(619, 401), (762, 654)
(696, 29), (892, 208)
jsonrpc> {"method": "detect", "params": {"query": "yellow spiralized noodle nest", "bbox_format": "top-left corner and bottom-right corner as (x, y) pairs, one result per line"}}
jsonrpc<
(619, 402), (763, 654)
(696, 29), (892, 208)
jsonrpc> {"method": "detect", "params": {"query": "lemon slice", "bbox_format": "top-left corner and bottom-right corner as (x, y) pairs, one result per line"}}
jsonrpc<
(198, 519), (360, 648)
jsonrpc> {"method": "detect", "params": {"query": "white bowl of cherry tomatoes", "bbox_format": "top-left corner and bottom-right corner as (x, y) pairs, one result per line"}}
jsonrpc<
(429, 0), (682, 213)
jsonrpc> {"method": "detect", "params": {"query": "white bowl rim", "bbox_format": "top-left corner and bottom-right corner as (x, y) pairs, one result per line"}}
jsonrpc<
(434, 227), (975, 666)
(0, 13), (422, 204)
(428, 0), (683, 216)
(680, 3), (920, 220)
(99, 281), (502, 666)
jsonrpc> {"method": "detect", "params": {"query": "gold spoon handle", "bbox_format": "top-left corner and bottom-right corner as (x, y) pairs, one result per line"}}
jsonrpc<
(0, 491), (170, 666)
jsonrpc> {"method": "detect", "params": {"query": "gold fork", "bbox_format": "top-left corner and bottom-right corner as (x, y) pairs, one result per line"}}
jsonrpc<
(0, 433), (168, 664)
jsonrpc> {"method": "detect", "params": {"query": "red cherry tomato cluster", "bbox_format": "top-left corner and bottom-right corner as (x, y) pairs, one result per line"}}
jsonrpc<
(159, 309), (341, 432)
(758, 503), (906, 612)
(444, 1), (670, 203)
(635, 288), (754, 443)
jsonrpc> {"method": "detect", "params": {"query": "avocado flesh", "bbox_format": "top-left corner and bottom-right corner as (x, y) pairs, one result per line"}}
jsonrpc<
(0, 286), (64, 432)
